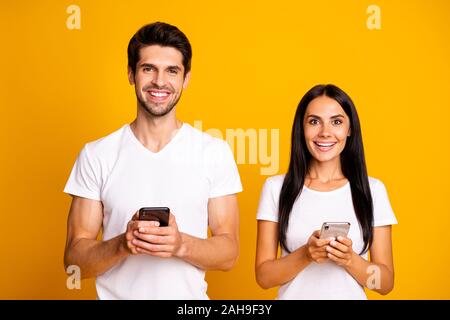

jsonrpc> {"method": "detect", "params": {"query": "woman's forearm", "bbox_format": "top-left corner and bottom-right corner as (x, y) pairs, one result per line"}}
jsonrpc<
(256, 245), (312, 289)
(345, 252), (394, 295)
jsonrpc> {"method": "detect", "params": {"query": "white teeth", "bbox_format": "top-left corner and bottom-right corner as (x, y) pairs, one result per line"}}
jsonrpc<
(150, 91), (168, 97)
(316, 142), (336, 147)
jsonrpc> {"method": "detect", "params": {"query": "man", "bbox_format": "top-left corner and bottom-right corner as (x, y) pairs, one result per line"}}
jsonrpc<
(63, 22), (242, 299)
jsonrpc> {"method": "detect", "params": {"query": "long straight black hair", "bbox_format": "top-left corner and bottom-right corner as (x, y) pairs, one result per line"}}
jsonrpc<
(278, 84), (373, 255)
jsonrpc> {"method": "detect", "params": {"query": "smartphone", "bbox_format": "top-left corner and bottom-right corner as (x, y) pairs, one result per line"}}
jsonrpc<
(319, 222), (351, 239)
(138, 207), (170, 227)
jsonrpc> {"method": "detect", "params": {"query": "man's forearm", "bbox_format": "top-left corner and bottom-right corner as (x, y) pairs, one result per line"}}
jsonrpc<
(176, 233), (238, 271)
(64, 233), (129, 279)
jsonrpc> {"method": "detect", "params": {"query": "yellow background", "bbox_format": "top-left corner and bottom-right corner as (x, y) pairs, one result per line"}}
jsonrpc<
(1, 0), (449, 299)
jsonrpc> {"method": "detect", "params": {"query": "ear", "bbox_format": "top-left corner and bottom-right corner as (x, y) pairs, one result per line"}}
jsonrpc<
(182, 71), (191, 89)
(127, 66), (135, 85)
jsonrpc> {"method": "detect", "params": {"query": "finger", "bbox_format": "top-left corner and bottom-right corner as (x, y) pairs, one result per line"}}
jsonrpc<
(128, 220), (141, 231)
(312, 230), (321, 238)
(311, 245), (329, 253)
(327, 252), (350, 266)
(315, 237), (333, 247)
(329, 240), (349, 253)
(127, 240), (138, 254)
(168, 213), (177, 226)
(314, 251), (329, 259)
(138, 226), (174, 236)
(135, 220), (160, 229)
(136, 247), (172, 258)
(134, 231), (170, 244)
(326, 245), (346, 258)
(316, 257), (329, 264)
(125, 231), (136, 241)
(132, 239), (173, 252)
(337, 236), (352, 247)
(317, 245), (331, 253)
(132, 211), (139, 221)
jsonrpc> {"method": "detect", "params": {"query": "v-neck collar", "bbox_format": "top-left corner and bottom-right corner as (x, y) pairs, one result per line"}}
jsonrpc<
(126, 123), (187, 157)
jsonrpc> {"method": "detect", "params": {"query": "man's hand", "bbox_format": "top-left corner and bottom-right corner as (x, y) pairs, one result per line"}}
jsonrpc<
(131, 213), (184, 258)
(123, 211), (164, 255)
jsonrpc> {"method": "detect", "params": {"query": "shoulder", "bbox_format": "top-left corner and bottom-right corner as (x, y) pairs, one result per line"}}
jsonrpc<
(265, 174), (286, 187)
(262, 174), (286, 193)
(82, 125), (128, 161)
(183, 123), (231, 154)
(368, 176), (390, 198)
(368, 176), (387, 190)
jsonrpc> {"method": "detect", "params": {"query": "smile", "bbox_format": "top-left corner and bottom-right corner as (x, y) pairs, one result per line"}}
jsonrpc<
(313, 141), (337, 151)
(148, 90), (170, 97)
(146, 90), (171, 102)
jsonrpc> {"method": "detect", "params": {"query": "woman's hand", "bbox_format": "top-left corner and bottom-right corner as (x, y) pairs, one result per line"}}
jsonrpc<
(326, 236), (355, 267)
(305, 230), (333, 264)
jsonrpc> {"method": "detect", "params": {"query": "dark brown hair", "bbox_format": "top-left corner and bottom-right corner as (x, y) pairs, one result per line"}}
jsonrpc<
(279, 84), (374, 255)
(127, 22), (192, 76)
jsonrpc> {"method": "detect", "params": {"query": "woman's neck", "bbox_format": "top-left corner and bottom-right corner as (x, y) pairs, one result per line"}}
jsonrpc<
(307, 158), (345, 183)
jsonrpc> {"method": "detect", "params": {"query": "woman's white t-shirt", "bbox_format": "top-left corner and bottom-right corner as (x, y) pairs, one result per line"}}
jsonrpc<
(256, 175), (397, 300)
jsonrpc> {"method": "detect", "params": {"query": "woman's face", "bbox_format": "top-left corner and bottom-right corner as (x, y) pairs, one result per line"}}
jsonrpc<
(303, 95), (351, 164)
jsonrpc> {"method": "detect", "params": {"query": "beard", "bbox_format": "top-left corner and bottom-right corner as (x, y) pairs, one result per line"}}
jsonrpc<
(136, 85), (182, 117)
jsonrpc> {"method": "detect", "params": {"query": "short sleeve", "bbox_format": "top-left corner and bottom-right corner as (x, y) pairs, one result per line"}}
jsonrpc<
(208, 140), (243, 198)
(63, 144), (102, 201)
(256, 177), (279, 222)
(371, 179), (398, 227)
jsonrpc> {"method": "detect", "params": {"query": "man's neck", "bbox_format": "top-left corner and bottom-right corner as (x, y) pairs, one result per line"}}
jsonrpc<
(130, 112), (183, 153)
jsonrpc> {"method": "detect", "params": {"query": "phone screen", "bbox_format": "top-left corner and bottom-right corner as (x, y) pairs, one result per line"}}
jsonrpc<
(319, 222), (350, 239)
(138, 207), (170, 227)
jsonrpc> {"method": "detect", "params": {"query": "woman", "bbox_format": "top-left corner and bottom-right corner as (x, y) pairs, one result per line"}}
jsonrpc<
(255, 84), (397, 299)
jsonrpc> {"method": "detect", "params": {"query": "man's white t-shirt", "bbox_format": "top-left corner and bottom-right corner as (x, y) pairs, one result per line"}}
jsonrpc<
(256, 175), (397, 300)
(64, 123), (243, 299)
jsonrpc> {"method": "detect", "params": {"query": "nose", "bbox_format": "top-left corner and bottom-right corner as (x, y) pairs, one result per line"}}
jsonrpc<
(318, 123), (332, 138)
(151, 71), (166, 88)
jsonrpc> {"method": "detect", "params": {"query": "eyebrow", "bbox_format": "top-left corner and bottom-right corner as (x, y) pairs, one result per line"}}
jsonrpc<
(139, 63), (182, 71)
(306, 114), (345, 119)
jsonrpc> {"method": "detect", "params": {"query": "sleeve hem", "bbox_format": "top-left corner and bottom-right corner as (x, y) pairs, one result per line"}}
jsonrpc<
(374, 219), (398, 227)
(256, 214), (279, 223)
(63, 187), (101, 201)
(209, 186), (243, 199)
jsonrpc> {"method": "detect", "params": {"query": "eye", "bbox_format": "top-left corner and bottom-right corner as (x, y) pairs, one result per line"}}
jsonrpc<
(332, 119), (343, 125)
(143, 66), (154, 72)
(308, 119), (319, 125)
(168, 69), (178, 75)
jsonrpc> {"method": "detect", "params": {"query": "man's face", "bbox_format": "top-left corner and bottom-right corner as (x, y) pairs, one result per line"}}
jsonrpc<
(129, 45), (190, 117)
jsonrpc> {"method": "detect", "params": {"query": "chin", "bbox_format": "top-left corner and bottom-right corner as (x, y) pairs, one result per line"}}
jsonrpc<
(313, 153), (339, 163)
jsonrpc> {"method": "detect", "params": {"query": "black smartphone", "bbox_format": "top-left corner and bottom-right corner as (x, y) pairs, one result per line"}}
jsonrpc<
(138, 207), (170, 227)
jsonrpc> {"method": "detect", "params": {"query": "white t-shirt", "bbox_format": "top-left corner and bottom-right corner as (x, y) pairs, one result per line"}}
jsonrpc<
(64, 123), (243, 299)
(256, 175), (397, 300)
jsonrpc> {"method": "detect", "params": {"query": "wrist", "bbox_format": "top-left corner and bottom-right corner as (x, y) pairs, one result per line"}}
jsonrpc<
(175, 232), (188, 259)
(117, 233), (130, 257)
(300, 245), (313, 263)
(344, 251), (359, 271)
